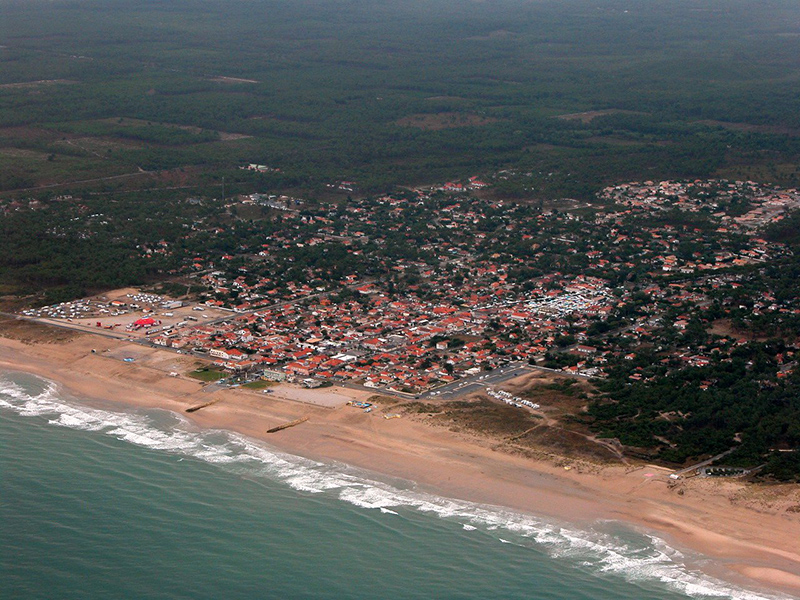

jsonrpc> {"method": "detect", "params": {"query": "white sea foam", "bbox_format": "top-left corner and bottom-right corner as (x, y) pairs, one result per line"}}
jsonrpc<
(0, 371), (791, 600)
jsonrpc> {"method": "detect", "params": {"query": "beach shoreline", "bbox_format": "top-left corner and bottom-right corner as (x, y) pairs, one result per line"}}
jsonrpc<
(2, 333), (800, 598)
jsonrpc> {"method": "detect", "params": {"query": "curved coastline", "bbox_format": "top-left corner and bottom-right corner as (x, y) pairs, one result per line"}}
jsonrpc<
(1, 334), (799, 598)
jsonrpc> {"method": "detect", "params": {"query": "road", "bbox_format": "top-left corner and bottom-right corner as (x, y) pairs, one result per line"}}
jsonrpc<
(0, 168), (156, 195)
(0, 311), (134, 342)
(420, 362), (531, 399)
(670, 447), (737, 479)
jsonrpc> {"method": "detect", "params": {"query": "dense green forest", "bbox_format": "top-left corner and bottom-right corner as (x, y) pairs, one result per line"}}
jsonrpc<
(589, 341), (800, 480)
(1, 0), (800, 195)
(0, 191), (200, 302)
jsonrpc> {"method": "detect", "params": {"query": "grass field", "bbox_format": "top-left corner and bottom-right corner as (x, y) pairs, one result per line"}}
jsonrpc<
(187, 367), (226, 382)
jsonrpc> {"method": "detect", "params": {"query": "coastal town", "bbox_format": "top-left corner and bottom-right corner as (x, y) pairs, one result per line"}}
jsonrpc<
(15, 178), (800, 406)
(5, 5), (800, 599)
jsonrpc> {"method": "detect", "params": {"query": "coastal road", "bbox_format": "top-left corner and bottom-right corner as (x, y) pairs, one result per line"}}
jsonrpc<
(327, 359), (592, 403)
(527, 363), (594, 380)
(670, 448), (737, 479)
(331, 362), (535, 402)
(421, 362), (593, 400)
(0, 311), (134, 342)
(0, 312), (216, 369)
(420, 362), (532, 400)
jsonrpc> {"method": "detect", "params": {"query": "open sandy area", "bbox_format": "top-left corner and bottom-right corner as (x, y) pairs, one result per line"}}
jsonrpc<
(1, 331), (799, 597)
(267, 384), (363, 407)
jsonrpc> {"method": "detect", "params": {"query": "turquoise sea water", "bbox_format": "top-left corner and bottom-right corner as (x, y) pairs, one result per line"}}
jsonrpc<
(0, 370), (794, 600)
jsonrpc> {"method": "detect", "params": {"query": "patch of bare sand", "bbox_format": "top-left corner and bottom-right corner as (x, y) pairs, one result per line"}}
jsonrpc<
(268, 384), (366, 408)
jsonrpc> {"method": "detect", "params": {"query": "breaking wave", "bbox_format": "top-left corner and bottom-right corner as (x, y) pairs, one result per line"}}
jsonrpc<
(0, 371), (791, 600)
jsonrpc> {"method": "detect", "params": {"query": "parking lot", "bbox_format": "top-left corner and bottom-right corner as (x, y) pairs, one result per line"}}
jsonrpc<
(20, 288), (229, 341)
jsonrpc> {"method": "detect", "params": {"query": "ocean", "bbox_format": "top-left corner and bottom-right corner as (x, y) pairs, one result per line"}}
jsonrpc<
(0, 370), (793, 600)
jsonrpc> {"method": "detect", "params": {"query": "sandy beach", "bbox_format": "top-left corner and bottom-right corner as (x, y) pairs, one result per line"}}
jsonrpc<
(2, 331), (800, 597)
